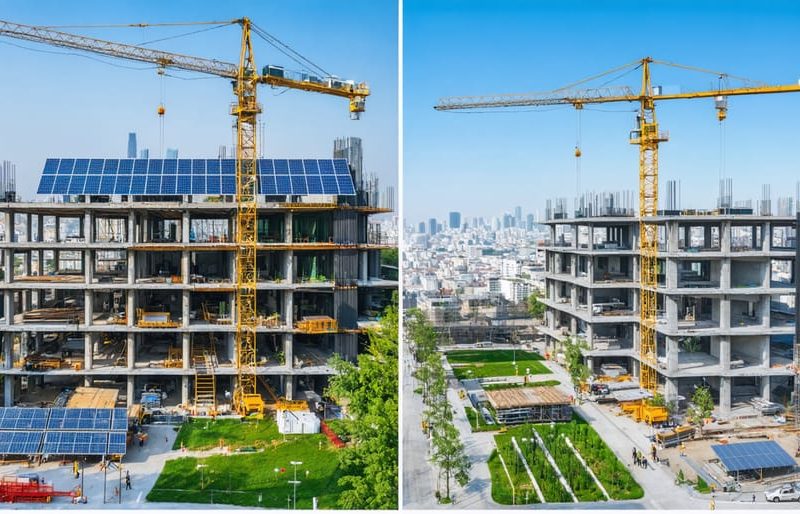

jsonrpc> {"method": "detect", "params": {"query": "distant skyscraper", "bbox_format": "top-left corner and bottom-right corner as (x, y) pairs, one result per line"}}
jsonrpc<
(418, 222), (426, 233)
(526, 213), (535, 231)
(448, 211), (461, 231)
(514, 206), (522, 226)
(139, 149), (150, 159)
(428, 218), (437, 236)
(333, 137), (363, 188)
(127, 133), (137, 159)
(503, 213), (513, 229)
(166, 148), (178, 159)
(218, 145), (227, 159)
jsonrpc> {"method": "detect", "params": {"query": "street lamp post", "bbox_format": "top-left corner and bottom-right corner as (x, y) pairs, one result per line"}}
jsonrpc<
(289, 461), (303, 509)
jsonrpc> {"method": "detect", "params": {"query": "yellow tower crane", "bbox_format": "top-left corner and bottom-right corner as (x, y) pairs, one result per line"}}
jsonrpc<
(0, 18), (369, 415)
(436, 57), (800, 395)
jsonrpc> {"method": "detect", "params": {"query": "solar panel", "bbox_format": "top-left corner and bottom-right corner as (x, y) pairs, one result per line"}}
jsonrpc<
(36, 158), (357, 196)
(111, 408), (128, 431)
(713, 441), (796, 472)
(108, 433), (127, 454)
(0, 432), (43, 454)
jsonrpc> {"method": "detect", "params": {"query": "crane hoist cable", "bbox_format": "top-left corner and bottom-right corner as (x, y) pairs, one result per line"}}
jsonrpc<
(575, 105), (583, 212)
(157, 65), (166, 158)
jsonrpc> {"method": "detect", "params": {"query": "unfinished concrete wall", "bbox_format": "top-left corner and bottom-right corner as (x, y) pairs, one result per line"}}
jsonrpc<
(332, 211), (358, 245)
(334, 250), (358, 286)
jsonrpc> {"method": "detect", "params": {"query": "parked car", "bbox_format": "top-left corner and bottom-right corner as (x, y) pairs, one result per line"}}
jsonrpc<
(765, 483), (800, 502)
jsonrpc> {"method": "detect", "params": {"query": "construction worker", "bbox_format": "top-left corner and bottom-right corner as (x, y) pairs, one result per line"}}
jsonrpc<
(125, 470), (132, 490)
(680, 442), (686, 456)
(709, 495), (716, 511)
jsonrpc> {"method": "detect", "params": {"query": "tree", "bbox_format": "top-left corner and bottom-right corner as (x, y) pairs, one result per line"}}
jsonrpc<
(431, 421), (471, 502)
(326, 295), (398, 510)
(562, 337), (590, 386)
(527, 290), (546, 320)
(406, 308), (438, 363)
(687, 385), (714, 426)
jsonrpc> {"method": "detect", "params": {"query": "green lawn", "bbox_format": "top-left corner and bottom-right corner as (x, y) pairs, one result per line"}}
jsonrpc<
(173, 418), (280, 451)
(149, 433), (344, 509)
(447, 350), (550, 379)
(464, 406), (501, 433)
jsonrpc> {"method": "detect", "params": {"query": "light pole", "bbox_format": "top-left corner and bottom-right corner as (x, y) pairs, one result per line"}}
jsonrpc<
(197, 464), (208, 490)
(289, 461), (303, 509)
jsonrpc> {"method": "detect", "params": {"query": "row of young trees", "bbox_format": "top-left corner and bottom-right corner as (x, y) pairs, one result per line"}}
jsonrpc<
(406, 309), (471, 503)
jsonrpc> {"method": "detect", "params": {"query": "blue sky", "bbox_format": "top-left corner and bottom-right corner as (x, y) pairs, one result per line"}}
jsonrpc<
(404, 0), (800, 223)
(0, 0), (397, 200)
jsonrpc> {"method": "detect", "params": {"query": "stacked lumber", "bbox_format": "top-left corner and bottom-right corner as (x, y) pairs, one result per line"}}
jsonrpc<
(67, 387), (118, 408)
(16, 275), (84, 283)
(22, 307), (84, 323)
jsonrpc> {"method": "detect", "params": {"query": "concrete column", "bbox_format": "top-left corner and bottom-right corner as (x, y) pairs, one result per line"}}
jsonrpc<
(719, 377), (731, 417)
(666, 336), (679, 373)
(55, 216), (60, 242)
(569, 316), (577, 334)
(665, 378), (678, 403)
(284, 251), (294, 284)
(719, 336), (730, 371)
(182, 333), (191, 370)
(127, 333), (135, 370)
(182, 291), (190, 328)
(4, 291), (15, 326)
(84, 376), (92, 387)
(666, 295), (678, 331)
(3, 212), (12, 243)
(720, 258), (730, 289)
(571, 255), (578, 277)
(284, 375), (294, 401)
(284, 290), (294, 327)
(666, 259), (678, 289)
(3, 247), (12, 283)
(359, 251), (368, 281)
(181, 251), (190, 285)
(4, 376), (13, 406)
(284, 334), (293, 368)
(721, 221), (731, 253)
(181, 376), (190, 406)
(586, 288), (593, 315)
(127, 211), (135, 243)
(182, 211), (190, 243)
(761, 376), (770, 401)
(704, 225), (712, 249)
(84, 290), (93, 327)
(84, 333), (93, 370)
(761, 297), (771, 327)
(3, 333), (12, 369)
(667, 221), (679, 253)
(83, 212), (92, 243)
(127, 376), (135, 408)
(127, 251), (135, 284)
(586, 356), (593, 373)
(587, 257), (594, 283)
(36, 214), (43, 242)
(284, 212), (293, 243)
(570, 285), (577, 310)
(126, 292), (135, 327)
(719, 297), (731, 329)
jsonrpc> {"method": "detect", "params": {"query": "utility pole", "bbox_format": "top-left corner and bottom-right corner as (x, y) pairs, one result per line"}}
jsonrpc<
(103, 458), (107, 504)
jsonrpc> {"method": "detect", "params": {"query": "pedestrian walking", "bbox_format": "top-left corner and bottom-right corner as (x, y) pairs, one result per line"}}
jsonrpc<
(752, 494), (756, 503)
(125, 475), (132, 490)
(709, 495), (716, 511)
(632, 446), (637, 461)
(651, 443), (657, 463)
(680, 442), (686, 456)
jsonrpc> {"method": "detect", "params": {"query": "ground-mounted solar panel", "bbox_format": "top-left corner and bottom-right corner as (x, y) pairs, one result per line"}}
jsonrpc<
(713, 441), (796, 472)
(0, 432), (43, 454)
(111, 408), (128, 431)
(108, 432), (127, 454)
(37, 158), (357, 196)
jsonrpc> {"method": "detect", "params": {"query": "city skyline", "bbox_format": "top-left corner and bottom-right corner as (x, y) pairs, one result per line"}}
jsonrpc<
(404, 0), (800, 221)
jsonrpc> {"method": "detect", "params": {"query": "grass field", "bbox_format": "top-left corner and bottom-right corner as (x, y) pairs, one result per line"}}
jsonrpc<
(488, 417), (642, 504)
(150, 432), (344, 509)
(172, 418), (280, 451)
(446, 350), (550, 379)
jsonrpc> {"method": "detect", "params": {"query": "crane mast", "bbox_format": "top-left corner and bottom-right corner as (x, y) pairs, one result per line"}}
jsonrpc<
(436, 57), (800, 398)
(1, 17), (369, 415)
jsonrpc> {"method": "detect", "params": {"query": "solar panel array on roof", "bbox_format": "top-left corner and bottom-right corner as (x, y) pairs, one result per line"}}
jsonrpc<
(0, 407), (127, 456)
(712, 441), (796, 472)
(37, 158), (356, 196)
